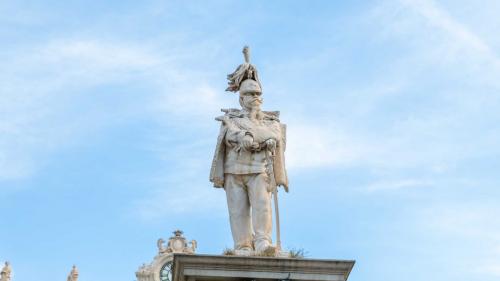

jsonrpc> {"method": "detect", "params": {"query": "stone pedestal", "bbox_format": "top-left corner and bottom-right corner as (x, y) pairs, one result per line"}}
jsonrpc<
(172, 254), (355, 281)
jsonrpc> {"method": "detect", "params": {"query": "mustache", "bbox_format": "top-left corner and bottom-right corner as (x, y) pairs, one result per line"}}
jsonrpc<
(250, 97), (263, 103)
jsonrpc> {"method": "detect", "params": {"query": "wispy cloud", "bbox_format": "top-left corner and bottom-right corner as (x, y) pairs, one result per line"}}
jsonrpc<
(476, 263), (500, 277)
(132, 137), (226, 220)
(0, 37), (224, 183)
(364, 178), (435, 191)
(285, 0), (500, 171)
(419, 204), (500, 277)
(401, 0), (497, 60)
(134, 182), (226, 220)
(0, 39), (159, 181)
(286, 119), (377, 170)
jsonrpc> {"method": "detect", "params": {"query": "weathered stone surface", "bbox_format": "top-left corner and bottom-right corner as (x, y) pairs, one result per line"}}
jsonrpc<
(210, 46), (289, 255)
(67, 265), (78, 281)
(0, 262), (11, 281)
(172, 254), (355, 281)
(137, 230), (197, 281)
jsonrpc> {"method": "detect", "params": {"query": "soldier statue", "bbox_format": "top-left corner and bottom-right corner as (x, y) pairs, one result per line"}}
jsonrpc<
(210, 46), (288, 255)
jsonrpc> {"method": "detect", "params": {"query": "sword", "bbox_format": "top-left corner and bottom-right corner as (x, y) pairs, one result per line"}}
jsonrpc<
(265, 143), (282, 251)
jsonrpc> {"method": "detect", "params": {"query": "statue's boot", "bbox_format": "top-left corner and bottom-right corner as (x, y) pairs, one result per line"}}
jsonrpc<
(234, 246), (253, 256)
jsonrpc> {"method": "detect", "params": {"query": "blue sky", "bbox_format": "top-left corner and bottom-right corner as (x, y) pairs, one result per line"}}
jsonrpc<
(1, 0), (500, 280)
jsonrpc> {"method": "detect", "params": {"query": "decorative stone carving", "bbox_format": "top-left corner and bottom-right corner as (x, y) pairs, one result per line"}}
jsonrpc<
(209, 46), (288, 256)
(136, 230), (196, 281)
(0, 262), (11, 281)
(67, 265), (78, 281)
(157, 230), (196, 254)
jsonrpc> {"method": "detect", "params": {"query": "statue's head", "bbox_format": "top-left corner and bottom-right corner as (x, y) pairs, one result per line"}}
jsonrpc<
(226, 46), (263, 111)
(239, 79), (262, 110)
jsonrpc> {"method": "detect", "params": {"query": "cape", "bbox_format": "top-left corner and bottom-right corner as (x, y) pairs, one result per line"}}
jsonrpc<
(209, 108), (289, 191)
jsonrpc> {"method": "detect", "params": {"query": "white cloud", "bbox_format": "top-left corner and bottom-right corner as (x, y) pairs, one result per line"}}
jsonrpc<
(378, 0), (500, 76)
(476, 263), (500, 277)
(0, 38), (219, 183)
(364, 178), (435, 192)
(291, 0), (500, 178)
(157, 83), (232, 123)
(401, 0), (492, 54)
(286, 121), (369, 169)
(418, 204), (500, 277)
(134, 182), (226, 220)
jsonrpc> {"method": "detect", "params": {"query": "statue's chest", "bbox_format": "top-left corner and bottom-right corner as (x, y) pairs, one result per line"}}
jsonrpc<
(233, 118), (273, 131)
(232, 118), (280, 143)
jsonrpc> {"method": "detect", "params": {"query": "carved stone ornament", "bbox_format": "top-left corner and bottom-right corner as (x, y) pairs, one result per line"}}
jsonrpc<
(0, 262), (11, 281)
(67, 265), (79, 281)
(136, 230), (197, 281)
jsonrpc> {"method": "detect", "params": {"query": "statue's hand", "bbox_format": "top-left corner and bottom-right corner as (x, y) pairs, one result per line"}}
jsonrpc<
(265, 139), (276, 151)
(241, 135), (254, 150)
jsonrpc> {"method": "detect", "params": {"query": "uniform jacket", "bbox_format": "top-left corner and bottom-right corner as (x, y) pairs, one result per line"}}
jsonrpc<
(209, 108), (289, 191)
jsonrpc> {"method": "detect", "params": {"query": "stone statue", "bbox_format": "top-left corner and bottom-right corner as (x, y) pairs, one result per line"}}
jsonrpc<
(0, 262), (11, 281)
(157, 238), (167, 254)
(210, 46), (288, 255)
(189, 239), (197, 252)
(67, 265), (78, 281)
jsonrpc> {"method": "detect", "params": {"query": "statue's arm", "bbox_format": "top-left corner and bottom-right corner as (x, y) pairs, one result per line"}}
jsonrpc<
(221, 117), (254, 149)
(209, 124), (227, 188)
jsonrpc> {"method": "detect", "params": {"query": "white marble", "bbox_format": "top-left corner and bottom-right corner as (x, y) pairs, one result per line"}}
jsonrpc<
(0, 262), (11, 281)
(67, 265), (78, 281)
(210, 46), (289, 255)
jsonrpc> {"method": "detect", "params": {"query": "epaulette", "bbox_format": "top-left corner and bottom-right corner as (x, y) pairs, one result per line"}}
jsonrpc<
(263, 111), (280, 120)
(216, 108), (280, 122)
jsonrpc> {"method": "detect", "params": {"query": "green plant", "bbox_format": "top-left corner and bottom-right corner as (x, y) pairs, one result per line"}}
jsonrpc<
(288, 248), (306, 258)
(222, 248), (235, 256)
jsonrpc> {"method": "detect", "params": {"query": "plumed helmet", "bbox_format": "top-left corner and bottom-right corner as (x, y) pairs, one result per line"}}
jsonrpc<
(239, 79), (262, 95)
(226, 46), (263, 94)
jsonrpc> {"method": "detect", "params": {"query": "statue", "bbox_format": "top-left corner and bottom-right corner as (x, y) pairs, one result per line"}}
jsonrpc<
(157, 238), (167, 254)
(210, 46), (288, 255)
(0, 262), (11, 281)
(189, 239), (197, 253)
(67, 265), (78, 281)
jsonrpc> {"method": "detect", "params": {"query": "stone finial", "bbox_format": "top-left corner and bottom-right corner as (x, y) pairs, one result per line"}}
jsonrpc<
(0, 262), (11, 281)
(67, 265), (78, 281)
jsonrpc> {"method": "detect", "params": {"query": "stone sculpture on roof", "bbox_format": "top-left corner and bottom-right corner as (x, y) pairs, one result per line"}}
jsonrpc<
(210, 46), (288, 256)
(0, 262), (11, 281)
(136, 230), (196, 281)
(67, 265), (78, 281)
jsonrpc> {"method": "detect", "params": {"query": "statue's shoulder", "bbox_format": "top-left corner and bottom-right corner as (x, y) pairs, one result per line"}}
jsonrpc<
(262, 110), (280, 122)
(214, 108), (282, 122)
(215, 108), (242, 122)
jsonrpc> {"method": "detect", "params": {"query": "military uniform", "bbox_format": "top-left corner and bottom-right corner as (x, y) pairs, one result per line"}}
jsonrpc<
(210, 46), (288, 254)
(210, 108), (288, 252)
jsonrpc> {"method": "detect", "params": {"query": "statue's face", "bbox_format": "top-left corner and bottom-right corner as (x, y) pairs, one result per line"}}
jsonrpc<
(240, 91), (262, 110)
